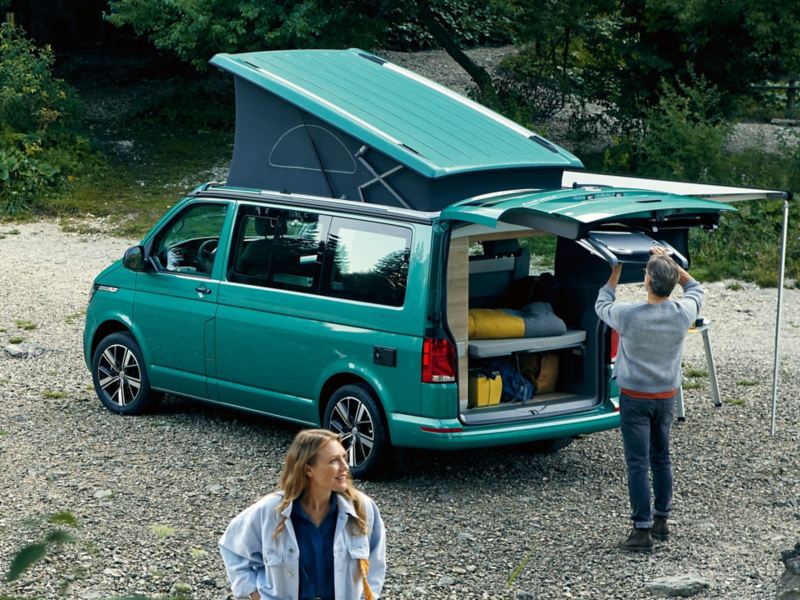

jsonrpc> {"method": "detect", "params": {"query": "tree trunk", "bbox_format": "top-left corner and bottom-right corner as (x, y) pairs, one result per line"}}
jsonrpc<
(417, 2), (496, 101)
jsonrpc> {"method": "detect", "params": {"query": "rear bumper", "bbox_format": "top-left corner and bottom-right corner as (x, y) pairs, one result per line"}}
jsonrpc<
(388, 403), (620, 450)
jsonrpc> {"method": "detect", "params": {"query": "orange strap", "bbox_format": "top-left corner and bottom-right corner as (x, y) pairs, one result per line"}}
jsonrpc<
(620, 387), (676, 399)
(358, 558), (375, 600)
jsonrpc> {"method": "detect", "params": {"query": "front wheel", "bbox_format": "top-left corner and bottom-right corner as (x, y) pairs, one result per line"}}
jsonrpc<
(323, 384), (389, 479)
(91, 332), (157, 415)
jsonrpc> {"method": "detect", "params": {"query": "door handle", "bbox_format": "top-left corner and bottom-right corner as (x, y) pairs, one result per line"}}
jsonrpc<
(195, 286), (212, 295)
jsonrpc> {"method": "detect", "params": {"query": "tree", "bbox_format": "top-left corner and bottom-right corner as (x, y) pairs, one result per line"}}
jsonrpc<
(106, 0), (510, 97)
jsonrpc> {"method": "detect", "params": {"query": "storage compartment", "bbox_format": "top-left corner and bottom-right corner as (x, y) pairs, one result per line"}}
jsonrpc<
(446, 229), (602, 425)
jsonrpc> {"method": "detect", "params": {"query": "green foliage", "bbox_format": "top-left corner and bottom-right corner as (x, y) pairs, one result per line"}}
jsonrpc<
(0, 24), (80, 134)
(636, 74), (732, 182)
(150, 524), (177, 538)
(685, 367), (708, 378)
(14, 319), (36, 330)
(48, 512), (79, 527)
(123, 73), (233, 130)
(385, 0), (514, 50)
(603, 73), (732, 181)
(0, 24), (92, 216)
(6, 544), (46, 582)
(5, 512), (77, 583)
(107, 0), (388, 69)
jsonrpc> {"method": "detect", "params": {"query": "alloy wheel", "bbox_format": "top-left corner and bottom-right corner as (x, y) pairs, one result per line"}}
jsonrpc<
(96, 344), (142, 408)
(328, 395), (375, 468)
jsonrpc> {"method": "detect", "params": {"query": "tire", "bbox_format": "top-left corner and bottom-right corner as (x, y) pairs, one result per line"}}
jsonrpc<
(528, 436), (574, 454)
(323, 383), (390, 480)
(91, 332), (157, 415)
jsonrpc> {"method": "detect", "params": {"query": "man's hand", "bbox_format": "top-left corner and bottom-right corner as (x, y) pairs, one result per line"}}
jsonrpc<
(650, 245), (693, 286)
(650, 246), (669, 258)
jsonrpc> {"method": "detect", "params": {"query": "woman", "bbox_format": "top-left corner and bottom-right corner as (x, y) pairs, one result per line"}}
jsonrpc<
(219, 429), (386, 600)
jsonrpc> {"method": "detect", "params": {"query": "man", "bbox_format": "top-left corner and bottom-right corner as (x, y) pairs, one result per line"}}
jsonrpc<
(595, 246), (703, 553)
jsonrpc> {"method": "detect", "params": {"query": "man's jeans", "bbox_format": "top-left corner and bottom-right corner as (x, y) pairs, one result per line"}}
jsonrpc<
(619, 392), (675, 529)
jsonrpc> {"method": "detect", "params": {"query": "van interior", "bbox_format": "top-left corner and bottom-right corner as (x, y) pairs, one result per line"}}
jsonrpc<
(447, 226), (611, 425)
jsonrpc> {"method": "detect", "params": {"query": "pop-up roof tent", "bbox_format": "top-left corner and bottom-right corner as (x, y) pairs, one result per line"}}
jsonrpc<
(209, 49), (583, 210)
(211, 49), (791, 434)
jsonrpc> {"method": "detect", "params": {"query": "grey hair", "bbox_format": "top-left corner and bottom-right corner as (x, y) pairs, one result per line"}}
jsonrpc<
(646, 255), (679, 297)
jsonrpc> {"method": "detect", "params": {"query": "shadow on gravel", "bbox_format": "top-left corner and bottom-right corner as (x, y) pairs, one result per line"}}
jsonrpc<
(147, 394), (597, 488)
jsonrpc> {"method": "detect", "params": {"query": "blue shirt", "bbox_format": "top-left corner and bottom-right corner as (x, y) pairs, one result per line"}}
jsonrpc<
(290, 497), (338, 600)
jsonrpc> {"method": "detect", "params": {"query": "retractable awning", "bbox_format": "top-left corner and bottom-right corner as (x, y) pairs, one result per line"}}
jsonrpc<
(563, 170), (792, 435)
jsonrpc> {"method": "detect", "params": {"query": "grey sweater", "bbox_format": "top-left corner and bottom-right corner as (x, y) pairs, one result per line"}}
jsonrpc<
(595, 280), (704, 393)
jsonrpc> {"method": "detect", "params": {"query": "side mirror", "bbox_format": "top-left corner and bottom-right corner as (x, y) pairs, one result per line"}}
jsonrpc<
(122, 245), (147, 272)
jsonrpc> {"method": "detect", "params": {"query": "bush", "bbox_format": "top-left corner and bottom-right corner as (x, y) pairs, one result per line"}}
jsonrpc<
(597, 71), (799, 287)
(0, 130), (91, 216)
(603, 72), (732, 181)
(0, 24), (88, 216)
(0, 23), (80, 135)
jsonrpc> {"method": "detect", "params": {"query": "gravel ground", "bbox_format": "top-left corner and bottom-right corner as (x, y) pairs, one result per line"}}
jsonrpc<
(1, 221), (799, 599)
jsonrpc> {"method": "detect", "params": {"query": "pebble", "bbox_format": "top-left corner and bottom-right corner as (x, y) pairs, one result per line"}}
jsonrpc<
(0, 167), (799, 600)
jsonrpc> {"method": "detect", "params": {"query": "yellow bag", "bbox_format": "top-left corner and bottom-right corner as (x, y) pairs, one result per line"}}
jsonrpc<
(468, 309), (524, 339)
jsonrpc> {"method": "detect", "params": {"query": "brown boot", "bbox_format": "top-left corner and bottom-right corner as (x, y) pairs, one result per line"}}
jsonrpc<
(651, 516), (669, 541)
(618, 527), (653, 553)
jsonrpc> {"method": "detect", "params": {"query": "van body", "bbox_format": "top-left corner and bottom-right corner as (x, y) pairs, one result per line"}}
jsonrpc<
(83, 49), (736, 477)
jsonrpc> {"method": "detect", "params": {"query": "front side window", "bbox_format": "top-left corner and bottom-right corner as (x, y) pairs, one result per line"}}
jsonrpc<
(152, 203), (227, 276)
(323, 218), (411, 307)
(229, 205), (325, 292)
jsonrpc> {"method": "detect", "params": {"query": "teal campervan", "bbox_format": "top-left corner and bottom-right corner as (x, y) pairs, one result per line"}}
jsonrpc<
(84, 49), (737, 477)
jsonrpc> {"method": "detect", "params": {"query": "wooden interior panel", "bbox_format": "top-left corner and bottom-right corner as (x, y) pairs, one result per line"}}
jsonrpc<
(446, 237), (469, 402)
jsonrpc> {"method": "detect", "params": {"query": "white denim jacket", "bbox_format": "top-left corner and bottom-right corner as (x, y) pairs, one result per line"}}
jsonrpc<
(219, 491), (386, 600)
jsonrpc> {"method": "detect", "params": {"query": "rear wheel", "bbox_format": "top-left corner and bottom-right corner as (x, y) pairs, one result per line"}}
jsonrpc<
(529, 436), (574, 454)
(91, 332), (158, 415)
(323, 383), (389, 479)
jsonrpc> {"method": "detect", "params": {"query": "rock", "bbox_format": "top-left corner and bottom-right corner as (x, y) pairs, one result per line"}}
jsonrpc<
(644, 574), (711, 597)
(4, 343), (45, 358)
(777, 543), (800, 599)
(93, 489), (113, 499)
(515, 591), (536, 599)
(437, 576), (456, 586)
(451, 566), (467, 574)
(207, 484), (223, 494)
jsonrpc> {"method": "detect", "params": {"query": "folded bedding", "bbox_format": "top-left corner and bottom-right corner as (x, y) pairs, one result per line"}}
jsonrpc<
(468, 302), (567, 340)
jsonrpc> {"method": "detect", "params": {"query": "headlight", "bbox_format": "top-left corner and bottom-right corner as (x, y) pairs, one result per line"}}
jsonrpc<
(89, 283), (99, 302)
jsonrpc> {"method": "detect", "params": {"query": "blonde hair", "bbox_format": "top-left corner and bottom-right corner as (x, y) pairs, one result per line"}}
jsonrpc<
(273, 429), (368, 539)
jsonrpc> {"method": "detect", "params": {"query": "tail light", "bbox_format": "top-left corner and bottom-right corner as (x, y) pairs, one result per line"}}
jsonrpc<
(610, 329), (619, 363)
(421, 338), (456, 383)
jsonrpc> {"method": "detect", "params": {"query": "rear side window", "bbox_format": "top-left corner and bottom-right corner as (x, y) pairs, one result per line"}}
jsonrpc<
(323, 218), (411, 307)
(228, 206), (412, 307)
(229, 205), (326, 292)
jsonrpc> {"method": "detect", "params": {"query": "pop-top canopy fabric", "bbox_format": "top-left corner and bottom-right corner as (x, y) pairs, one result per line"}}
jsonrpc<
(210, 49), (583, 211)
